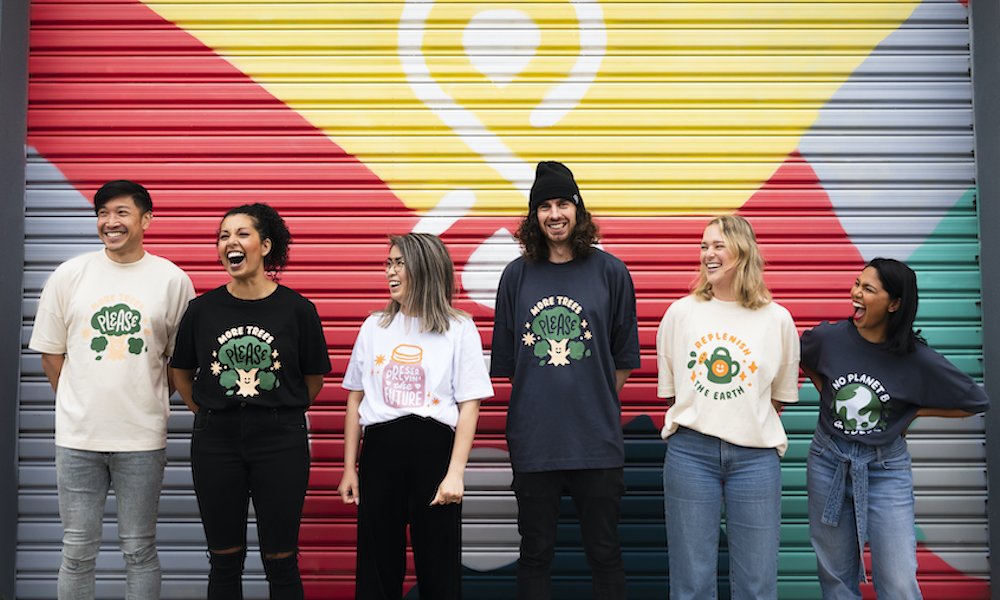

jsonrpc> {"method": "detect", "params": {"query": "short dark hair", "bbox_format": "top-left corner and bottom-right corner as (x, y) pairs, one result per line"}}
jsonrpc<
(222, 203), (292, 278)
(865, 257), (926, 355)
(93, 180), (153, 214)
(514, 204), (600, 262)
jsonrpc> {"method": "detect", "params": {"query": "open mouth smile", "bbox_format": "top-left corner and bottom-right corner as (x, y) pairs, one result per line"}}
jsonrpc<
(227, 251), (246, 266)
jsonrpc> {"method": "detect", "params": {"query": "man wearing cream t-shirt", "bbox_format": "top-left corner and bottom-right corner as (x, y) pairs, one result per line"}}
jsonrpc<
(29, 180), (194, 600)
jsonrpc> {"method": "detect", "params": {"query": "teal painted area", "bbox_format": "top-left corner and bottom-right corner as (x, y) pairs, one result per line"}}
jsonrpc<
(903, 187), (985, 557)
(908, 189), (985, 374)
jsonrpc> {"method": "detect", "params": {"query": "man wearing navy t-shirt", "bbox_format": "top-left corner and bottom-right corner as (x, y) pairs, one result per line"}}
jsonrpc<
(491, 161), (641, 600)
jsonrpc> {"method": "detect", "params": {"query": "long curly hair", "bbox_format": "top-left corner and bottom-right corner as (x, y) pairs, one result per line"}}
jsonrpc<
(221, 203), (292, 280)
(514, 206), (600, 262)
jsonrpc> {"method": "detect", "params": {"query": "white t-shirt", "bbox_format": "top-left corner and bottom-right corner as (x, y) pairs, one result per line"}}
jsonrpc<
(656, 295), (800, 456)
(29, 250), (195, 451)
(342, 313), (494, 428)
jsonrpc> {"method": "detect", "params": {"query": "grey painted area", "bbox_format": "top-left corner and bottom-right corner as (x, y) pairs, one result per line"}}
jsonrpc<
(969, 1), (1000, 595)
(799, 0), (974, 262)
(0, 0), (29, 596)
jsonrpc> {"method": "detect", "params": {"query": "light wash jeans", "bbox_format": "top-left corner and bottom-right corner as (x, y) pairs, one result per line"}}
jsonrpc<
(807, 429), (922, 600)
(663, 426), (782, 600)
(55, 446), (166, 600)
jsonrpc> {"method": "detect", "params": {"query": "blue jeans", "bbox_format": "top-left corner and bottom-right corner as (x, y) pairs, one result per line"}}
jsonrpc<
(55, 446), (166, 600)
(807, 429), (922, 600)
(663, 427), (781, 600)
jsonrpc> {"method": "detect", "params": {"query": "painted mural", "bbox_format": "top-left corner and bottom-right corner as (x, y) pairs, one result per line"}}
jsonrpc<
(24, 0), (986, 598)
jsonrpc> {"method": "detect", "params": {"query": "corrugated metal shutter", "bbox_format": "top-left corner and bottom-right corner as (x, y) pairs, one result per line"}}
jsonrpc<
(20, 1), (987, 598)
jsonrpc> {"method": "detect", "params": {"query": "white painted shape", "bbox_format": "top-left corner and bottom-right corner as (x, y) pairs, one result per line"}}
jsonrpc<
(463, 10), (540, 87)
(798, 1), (969, 262)
(462, 446), (519, 571)
(411, 189), (477, 236)
(462, 228), (521, 310)
(400, 1), (533, 199)
(530, 0), (606, 128)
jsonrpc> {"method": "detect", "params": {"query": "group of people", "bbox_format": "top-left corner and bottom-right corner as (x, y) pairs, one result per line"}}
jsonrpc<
(29, 163), (989, 600)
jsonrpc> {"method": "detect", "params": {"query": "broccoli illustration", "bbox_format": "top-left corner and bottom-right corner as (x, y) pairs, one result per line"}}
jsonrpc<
(216, 335), (279, 397)
(89, 303), (143, 360)
(531, 306), (589, 366)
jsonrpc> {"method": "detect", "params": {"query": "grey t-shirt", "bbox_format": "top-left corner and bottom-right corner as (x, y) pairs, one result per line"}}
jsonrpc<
(801, 320), (989, 445)
(491, 249), (640, 472)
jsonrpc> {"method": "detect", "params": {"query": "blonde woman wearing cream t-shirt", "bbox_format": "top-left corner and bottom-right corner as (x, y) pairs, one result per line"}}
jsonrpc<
(657, 215), (799, 600)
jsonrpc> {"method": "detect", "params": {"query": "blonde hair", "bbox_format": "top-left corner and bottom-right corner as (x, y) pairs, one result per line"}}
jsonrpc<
(378, 233), (467, 333)
(692, 215), (772, 309)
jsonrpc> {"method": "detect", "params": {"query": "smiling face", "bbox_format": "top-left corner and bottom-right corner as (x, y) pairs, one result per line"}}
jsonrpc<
(96, 195), (151, 263)
(851, 265), (901, 343)
(385, 244), (410, 311)
(536, 198), (578, 250)
(700, 224), (737, 300)
(217, 213), (271, 281)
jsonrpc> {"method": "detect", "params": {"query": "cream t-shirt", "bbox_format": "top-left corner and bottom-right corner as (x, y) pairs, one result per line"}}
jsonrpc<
(657, 295), (800, 456)
(29, 250), (195, 451)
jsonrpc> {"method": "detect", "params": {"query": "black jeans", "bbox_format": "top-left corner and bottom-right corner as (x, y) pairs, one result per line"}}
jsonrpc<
(191, 404), (310, 600)
(512, 468), (626, 600)
(356, 415), (461, 600)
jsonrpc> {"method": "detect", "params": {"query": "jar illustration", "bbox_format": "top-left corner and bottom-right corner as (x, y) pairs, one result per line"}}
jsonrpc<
(706, 346), (741, 384)
(382, 344), (426, 408)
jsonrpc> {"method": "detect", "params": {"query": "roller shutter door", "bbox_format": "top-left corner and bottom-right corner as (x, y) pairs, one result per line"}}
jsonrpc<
(20, 1), (988, 598)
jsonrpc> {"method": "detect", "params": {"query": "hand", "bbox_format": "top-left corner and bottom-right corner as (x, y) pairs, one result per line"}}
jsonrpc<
(338, 469), (360, 505)
(430, 472), (464, 506)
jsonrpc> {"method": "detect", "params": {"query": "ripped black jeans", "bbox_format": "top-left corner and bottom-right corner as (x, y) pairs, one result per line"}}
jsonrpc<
(191, 404), (310, 600)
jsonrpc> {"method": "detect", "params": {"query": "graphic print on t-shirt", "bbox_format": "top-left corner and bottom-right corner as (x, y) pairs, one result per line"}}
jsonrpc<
(210, 325), (281, 397)
(830, 373), (890, 434)
(85, 295), (148, 361)
(686, 331), (756, 400)
(380, 344), (428, 408)
(521, 295), (592, 367)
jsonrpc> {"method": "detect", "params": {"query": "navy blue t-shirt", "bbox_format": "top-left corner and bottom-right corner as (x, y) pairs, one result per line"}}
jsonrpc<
(801, 320), (989, 445)
(491, 249), (641, 472)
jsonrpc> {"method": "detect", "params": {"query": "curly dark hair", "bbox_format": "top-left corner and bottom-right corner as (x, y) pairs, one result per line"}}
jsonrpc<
(514, 205), (600, 262)
(221, 203), (292, 279)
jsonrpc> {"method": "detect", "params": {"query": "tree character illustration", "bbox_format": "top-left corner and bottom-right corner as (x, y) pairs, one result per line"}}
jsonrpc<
(215, 335), (279, 397)
(89, 303), (144, 360)
(531, 306), (590, 366)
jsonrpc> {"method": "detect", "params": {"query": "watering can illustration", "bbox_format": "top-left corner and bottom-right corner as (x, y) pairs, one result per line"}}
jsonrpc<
(706, 347), (741, 384)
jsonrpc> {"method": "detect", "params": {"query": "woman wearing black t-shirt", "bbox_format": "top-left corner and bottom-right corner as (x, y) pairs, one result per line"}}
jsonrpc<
(172, 203), (331, 600)
(801, 258), (988, 598)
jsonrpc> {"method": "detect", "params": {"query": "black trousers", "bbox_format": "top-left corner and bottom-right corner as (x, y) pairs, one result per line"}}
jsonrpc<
(512, 468), (627, 600)
(191, 404), (310, 600)
(356, 415), (461, 600)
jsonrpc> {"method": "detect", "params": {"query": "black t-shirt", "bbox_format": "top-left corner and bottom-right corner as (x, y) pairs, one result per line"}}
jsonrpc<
(171, 285), (331, 409)
(491, 249), (641, 472)
(801, 320), (989, 445)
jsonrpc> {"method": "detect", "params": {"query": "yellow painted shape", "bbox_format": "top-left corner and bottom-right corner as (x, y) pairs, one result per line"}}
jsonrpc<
(144, 1), (919, 215)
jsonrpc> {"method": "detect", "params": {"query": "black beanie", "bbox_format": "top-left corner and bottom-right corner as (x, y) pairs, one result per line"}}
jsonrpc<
(529, 161), (583, 212)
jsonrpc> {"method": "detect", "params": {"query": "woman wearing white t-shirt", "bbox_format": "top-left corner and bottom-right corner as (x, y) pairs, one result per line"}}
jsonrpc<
(339, 233), (493, 599)
(656, 215), (800, 599)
